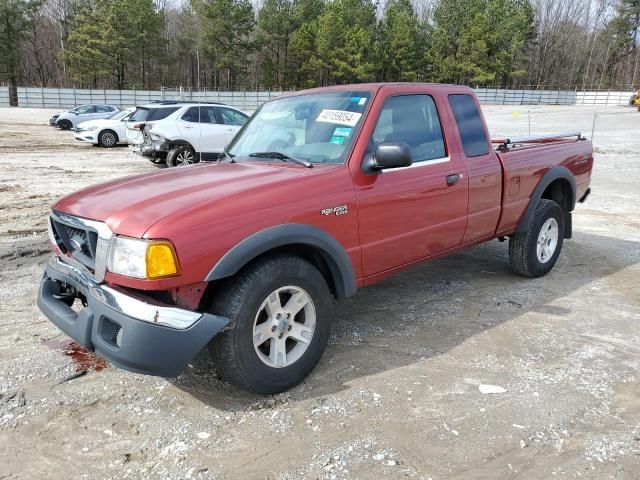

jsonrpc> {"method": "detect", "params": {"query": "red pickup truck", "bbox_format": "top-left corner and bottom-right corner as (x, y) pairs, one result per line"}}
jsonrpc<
(38, 83), (593, 394)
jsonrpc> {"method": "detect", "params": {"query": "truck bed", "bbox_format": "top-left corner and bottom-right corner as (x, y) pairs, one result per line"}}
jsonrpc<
(491, 134), (593, 236)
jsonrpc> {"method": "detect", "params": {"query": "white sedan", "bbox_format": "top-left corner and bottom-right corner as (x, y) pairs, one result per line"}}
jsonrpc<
(74, 108), (134, 147)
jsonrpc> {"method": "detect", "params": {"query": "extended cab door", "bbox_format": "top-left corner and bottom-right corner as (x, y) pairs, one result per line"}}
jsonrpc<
(354, 93), (469, 277)
(447, 94), (503, 242)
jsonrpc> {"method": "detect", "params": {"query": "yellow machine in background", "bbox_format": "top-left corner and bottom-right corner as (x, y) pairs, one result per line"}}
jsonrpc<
(633, 90), (640, 111)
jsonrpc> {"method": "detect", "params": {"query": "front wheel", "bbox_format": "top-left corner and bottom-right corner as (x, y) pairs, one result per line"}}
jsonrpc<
(509, 199), (565, 277)
(208, 255), (333, 394)
(98, 130), (118, 147)
(57, 119), (72, 130)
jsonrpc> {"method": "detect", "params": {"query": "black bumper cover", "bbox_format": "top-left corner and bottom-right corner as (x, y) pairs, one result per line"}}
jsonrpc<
(37, 260), (228, 377)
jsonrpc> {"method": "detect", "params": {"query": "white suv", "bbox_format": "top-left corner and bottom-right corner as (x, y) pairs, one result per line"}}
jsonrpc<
(126, 102), (249, 167)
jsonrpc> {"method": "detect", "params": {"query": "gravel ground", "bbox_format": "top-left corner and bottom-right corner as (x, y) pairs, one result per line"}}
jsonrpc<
(0, 106), (638, 480)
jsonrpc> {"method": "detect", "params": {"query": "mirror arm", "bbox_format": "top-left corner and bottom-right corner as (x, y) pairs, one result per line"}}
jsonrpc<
(361, 154), (382, 174)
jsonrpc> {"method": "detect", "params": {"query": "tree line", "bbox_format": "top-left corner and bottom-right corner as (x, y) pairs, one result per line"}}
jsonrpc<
(1, 0), (639, 91)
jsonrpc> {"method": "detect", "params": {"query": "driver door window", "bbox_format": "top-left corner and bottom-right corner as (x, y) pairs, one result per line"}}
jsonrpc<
(371, 95), (446, 163)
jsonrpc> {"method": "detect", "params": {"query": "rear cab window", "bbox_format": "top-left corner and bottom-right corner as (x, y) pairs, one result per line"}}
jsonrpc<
(448, 94), (490, 157)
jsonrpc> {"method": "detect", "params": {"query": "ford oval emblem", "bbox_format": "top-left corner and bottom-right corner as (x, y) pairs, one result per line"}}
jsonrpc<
(70, 235), (85, 252)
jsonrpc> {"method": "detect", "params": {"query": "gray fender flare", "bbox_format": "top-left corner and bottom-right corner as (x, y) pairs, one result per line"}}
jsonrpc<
(205, 224), (357, 298)
(517, 165), (576, 235)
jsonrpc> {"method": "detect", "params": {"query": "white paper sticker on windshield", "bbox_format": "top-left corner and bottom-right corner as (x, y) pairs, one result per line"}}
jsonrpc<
(316, 109), (362, 127)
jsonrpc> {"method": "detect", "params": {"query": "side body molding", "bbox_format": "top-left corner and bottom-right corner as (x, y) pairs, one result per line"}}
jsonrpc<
(517, 165), (576, 236)
(205, 224), (358, 298)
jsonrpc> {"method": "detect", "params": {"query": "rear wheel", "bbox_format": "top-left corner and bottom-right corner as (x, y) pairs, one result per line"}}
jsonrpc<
(509, 199), (565, 277)
(166, 145), (197, 167)
(208, 255), (333, 394)
(98, 130), (118, 147)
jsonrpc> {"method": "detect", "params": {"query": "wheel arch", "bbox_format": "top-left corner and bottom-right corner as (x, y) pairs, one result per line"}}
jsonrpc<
(168, 139), (196, 151)
(517, 166), (576, 238)
(205, 224), (358, 300)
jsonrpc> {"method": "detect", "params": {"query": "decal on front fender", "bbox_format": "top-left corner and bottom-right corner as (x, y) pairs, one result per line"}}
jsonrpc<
(321, 205), (348, 216)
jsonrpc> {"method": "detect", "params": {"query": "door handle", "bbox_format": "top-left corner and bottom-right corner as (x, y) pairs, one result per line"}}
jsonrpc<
(184, 125), (194, 129)
(446, 173), (462, 186)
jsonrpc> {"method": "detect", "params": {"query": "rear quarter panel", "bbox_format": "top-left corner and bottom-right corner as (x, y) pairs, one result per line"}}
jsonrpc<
(495, 139), (593, 235)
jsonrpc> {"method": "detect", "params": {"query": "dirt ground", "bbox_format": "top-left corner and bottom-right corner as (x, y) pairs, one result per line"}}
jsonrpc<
(0, 105), (638, 480)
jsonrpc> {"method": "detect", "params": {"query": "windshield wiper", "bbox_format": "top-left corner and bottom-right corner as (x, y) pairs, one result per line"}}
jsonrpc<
(248, 151), (313, 168)
(221, 149), (235, 163)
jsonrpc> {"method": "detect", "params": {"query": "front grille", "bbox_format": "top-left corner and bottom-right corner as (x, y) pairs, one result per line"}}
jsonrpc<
(50, 216), (98, 271)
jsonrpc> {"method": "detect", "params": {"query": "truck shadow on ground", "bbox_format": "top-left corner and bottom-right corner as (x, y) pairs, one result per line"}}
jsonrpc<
(170, 231), (639, 409)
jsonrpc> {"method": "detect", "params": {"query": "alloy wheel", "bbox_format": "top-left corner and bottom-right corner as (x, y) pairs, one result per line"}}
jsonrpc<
(252, 286), (316, 368)
(536, 217), (559, 263)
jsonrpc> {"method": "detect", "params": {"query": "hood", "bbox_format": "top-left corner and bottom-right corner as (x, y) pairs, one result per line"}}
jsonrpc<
(53, 162), (322, 237)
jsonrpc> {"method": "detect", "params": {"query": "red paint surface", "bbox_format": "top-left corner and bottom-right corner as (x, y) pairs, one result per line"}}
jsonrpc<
(51, 83), (593, 298)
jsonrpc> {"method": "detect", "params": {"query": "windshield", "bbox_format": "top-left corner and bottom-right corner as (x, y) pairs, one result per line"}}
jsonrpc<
(227, 91), (371, 165)
(109, 109), (131, 120)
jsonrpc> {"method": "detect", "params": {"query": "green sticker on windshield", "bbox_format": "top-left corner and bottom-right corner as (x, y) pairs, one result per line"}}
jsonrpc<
(333, 127), (352, 137)
(330, 135), (345, 145)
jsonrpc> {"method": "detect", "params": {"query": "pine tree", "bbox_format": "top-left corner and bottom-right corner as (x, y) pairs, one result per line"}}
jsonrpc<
(315, 0), (377, 84)
(195, 0), (255, 89)
(0, 0), (42, 89)
(62, 0), (164, 88)
(429, 0), (533, 85)
(381, 0), (421, 82)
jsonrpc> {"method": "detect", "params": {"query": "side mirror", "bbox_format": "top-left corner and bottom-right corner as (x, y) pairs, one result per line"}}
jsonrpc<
(362, 142), (412, 173)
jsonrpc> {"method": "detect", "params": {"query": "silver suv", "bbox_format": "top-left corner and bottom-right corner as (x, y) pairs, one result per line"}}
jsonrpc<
(50, 105), (120, 130)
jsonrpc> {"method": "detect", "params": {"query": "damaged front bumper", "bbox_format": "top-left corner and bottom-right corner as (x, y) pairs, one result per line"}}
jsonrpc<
(37, 256), (229, 377)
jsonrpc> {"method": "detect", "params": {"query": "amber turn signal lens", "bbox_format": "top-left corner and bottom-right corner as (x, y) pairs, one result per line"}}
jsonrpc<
(146, 242), (179, 278)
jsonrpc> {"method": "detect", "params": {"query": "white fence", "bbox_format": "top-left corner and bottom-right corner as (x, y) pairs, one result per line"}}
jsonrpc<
(575, 90), (634, 106)
(474, 88), (577, 105)
(0, 86), (634, 109)
(0, 87), (9, 107)
(12, 87), (284, 111)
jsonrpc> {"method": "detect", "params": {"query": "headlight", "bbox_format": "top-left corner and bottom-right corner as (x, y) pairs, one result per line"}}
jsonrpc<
(107, 237), (179, 279)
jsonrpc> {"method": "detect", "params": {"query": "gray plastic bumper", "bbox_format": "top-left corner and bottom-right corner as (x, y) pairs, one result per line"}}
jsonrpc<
(37, 256), (229, 377)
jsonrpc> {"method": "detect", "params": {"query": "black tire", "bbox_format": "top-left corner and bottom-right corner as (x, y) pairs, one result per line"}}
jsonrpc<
(166, 145), (197, 167)
(208, 255), (333, 394)
(509, 199), (565, 277)
(98, 129), (118, 147)
(147, 156), (167, 167)
(57, 119), (72, 130)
